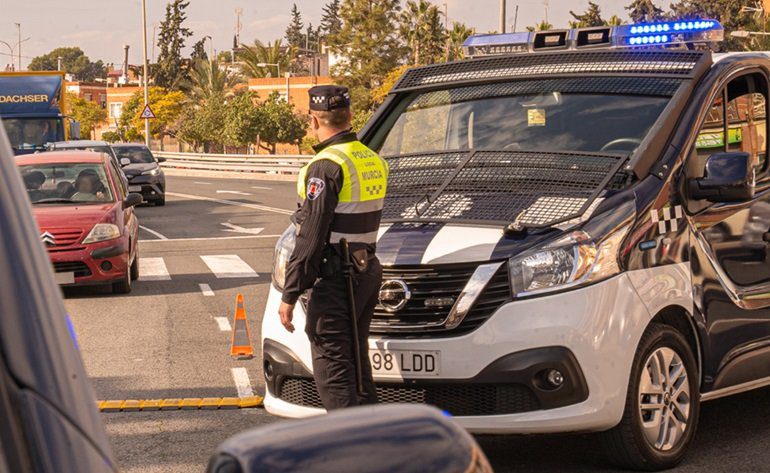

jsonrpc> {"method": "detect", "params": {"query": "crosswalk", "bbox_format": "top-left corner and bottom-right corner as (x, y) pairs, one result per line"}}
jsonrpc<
(138, 254), (261, 281)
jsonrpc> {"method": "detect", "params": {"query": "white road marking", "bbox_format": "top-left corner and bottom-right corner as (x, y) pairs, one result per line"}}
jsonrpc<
(214, 317), (232, 331)
(231, 367), (255, 398)
(138, 225), (168, 240)
(221, 222), (264, 235)
(138, 257), (171, 281)
(140, 234), (280, 243)
(201, 255), (259, 278)
(194, 181), (211, 185)
(199, 283), (215, 296)
(216, 190), (253, 196)
(251, 186), (272, 190)
(165, 192), (293, 215)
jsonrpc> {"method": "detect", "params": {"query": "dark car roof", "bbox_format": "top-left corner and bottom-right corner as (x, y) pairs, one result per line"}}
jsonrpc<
(110, 143), (149, 149)
(16, 150), (109, 166)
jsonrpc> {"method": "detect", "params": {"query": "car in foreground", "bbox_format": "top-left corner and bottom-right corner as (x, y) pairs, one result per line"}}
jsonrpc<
(111, 143), (167, 206)
(264, 19), (770, 470)
(17, 150), (141, 294)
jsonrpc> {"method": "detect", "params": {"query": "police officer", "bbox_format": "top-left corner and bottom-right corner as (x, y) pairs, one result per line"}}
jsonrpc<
(278, 85), (388, 410)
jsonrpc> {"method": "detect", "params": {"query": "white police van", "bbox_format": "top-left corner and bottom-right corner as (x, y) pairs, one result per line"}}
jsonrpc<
(263, 20), (770, 469)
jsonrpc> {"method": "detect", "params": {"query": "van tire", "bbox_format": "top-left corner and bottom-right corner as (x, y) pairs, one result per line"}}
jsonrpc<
(602, 323), (699, 471)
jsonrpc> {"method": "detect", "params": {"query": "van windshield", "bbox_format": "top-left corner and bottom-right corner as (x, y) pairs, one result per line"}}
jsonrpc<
(377, 82), (671, 156)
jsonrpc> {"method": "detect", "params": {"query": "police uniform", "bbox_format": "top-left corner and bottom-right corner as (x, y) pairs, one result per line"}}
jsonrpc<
(282, 85), (388, 410)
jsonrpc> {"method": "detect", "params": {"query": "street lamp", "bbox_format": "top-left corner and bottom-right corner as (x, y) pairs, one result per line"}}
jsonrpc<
(203, 35), (214, 63)
(0, 35), (30, 71)
(140, 0), (150, 147)
(257, 62), (280, 78)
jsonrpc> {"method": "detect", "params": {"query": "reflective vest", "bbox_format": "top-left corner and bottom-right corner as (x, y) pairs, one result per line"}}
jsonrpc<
(298, 140), (388, 244)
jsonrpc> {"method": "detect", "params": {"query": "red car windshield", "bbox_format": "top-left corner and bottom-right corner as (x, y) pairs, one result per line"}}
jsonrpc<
(19, 163), (115, 205)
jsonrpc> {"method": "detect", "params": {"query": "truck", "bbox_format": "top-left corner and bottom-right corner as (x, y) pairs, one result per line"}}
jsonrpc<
(0, 71), (79, 155)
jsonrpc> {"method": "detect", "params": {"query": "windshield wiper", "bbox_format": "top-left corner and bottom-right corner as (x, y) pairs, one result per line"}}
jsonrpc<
(34, 198), (74, 204)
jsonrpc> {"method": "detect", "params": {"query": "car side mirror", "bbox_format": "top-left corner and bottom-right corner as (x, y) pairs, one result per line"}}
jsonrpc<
(124, 193), (143, 208)
(206, 404), (491, 473)
(156, 156), (166, 163)
(689, 151), (755, 203)
(120, 157), (131, 167)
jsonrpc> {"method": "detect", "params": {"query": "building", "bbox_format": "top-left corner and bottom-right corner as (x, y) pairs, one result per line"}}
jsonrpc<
(64, 81), (108, 108)
(248, 75), (334, 115)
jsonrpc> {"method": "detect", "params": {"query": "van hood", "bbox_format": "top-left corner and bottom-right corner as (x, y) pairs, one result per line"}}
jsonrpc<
(32, 203), (114, 230)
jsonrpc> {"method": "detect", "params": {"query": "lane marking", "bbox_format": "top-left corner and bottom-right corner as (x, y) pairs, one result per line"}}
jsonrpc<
(251, 186), (272, 190)
(199, 283), (215, 296)
(165, 191), (293, 215)
(216, 190), (253, 196)
(140, 234), (280, 243)
(138, 257), (171, 281)
(221, 222), (264, 235)
(201, 255), (259, 278)
(138, 224), (168, 240)
(231, 367), (255, 398)
(194, 181), (211, 185)
(214, 317), (232, 331)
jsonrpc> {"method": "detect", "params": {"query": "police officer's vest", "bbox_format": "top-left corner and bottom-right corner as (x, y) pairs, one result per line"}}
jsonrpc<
(298, 140), (388, 245)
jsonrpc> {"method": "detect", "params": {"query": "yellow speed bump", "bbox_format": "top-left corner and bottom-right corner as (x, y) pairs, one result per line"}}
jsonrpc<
(96, 396), (263, 412)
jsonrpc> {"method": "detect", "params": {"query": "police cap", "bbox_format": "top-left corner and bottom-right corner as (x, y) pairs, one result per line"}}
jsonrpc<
(309, 85), (351, 112)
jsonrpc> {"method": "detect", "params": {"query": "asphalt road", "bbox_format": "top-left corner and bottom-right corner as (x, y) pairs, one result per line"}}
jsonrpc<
(63, 174), (770, 473)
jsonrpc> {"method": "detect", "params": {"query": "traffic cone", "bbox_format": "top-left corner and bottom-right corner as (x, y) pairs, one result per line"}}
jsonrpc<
(230, 293), (253, 359)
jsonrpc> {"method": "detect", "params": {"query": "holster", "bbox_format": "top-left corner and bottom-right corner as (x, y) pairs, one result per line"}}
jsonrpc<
(319, 245), (370, 278)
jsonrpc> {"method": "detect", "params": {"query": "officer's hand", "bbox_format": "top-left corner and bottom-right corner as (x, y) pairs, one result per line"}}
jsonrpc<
(279, 302), (295, 333)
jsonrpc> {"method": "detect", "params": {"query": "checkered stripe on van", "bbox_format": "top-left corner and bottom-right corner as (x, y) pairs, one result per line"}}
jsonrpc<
(650, 205), (683, 235)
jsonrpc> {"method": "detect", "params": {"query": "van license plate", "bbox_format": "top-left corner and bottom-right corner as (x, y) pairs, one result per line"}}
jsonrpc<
(369, 349), (440, 378)
(54, 272), (75, 285)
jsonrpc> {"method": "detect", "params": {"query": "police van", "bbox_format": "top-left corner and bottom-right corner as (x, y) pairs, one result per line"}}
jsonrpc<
(263, 20), (770, 469)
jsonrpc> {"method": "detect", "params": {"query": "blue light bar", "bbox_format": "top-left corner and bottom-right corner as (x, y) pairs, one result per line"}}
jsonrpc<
(614, 19), (723, 47)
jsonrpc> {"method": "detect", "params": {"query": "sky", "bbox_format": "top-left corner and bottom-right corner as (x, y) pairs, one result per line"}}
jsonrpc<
(0, 0), (666, 69)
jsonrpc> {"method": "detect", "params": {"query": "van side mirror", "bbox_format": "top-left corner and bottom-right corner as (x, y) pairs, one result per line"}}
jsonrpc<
(124, 193), (143, 208)
(689, 152), (755, 203)
(206, 404), (491, 473)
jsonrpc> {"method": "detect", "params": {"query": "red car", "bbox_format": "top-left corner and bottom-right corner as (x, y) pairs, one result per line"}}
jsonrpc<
(17, 151), (141, 294)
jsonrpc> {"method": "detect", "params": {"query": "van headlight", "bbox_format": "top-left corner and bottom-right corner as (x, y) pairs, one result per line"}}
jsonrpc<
(82, 223), (121, 244)
(272, 225), (297, 291)
(508, 224), (629, 297)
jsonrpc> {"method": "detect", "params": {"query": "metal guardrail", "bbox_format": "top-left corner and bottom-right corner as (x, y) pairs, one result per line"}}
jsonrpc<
(154, 151), (311, 175)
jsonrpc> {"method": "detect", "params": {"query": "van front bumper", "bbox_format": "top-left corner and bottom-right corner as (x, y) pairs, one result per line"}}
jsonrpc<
(261, 272), (656, 434)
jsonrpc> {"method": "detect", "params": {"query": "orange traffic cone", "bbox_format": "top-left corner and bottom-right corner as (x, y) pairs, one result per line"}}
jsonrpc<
(230, 293), (253, 359)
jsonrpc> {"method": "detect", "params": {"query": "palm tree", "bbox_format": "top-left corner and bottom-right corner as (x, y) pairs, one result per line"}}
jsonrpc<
(606, 15), (624, 26)
(238, 39), (296, 79)
(526, 21), (554, 32)
(182, 60), (242, 105)
(400, 0), (446, 66)
(447, 22), (475, 61)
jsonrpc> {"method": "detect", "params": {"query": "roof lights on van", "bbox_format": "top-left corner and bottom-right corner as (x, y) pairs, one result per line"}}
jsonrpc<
(461, 19), (723, 57)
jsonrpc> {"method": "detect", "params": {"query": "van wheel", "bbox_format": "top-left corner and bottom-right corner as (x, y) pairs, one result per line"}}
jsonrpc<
(130, 255), (139, 281)
(112, 268), (132, 294)
(602, 323), (699, 471)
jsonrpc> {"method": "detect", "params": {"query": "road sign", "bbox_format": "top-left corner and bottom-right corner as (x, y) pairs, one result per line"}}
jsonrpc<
(140, 104), (156, 119)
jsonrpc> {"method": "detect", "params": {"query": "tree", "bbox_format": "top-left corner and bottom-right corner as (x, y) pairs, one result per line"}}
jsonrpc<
(329, 0), (404, 112)
(668, 0), (749, 50)
(177, 94), (227, 152)
(320, 0), (343, 40)
(606, 15), (624, 26)
(182, 60), (241, 105)
(190, 38), (208, 62)
(253, 92), (308, 153)
(570, 2), (605, 27)
(400, 0), (447, 66)
(238, 40), (295, 78)
(154, 0), (193, 89)
(101, 131), (121, 143)
(447, 22), (475, 61)
(28, 47), (105, 81)
(223, 91), (261, 149)
(306, 22), (322, 52)
(285, 4), (305, 49)
(527, 21), (554, 32)
(626, 0), (664, 23)
(118, 87), (185, 142)
(63, 93), (107, 139)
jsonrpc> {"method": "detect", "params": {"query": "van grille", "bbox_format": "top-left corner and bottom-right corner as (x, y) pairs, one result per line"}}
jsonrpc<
(371, 263), (511, 337)
(279, 377), (540, 416)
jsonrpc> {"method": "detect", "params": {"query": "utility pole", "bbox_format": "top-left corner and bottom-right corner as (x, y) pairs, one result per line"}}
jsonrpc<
(544, 0), (550, 25)
(499, 0), (506, 33)
(444, 3), (450, 61)
(15, 23), (21, 70)
(57, 56), (62, 71)
(233, 8), (243, 65)
(141, 0), (150, 147)
(513, 5), (519, 32)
